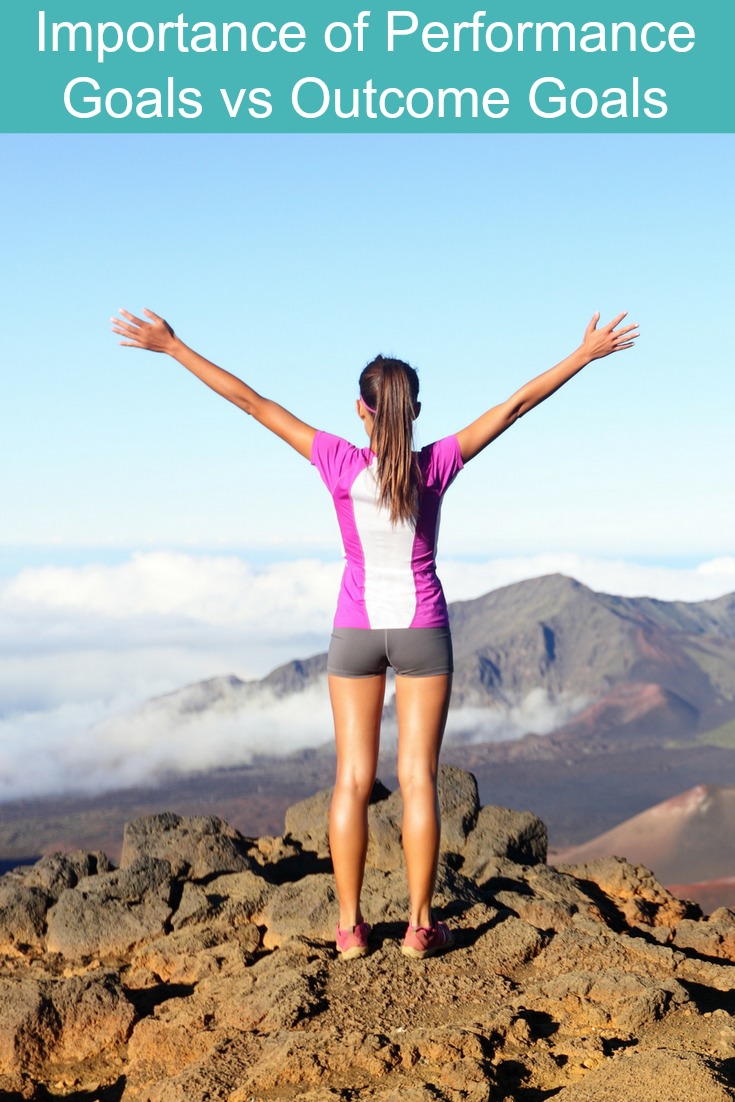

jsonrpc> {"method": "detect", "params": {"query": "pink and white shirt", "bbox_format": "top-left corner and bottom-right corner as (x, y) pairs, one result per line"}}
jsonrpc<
(311, 432), (464, 629)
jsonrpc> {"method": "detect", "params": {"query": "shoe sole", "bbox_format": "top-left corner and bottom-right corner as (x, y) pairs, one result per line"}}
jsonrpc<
(338, 944), (369, 961)
(401, 934), (455, 960)
(341, 943), (374, 960)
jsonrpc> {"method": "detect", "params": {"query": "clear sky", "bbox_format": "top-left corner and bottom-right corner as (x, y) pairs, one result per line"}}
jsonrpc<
(1, 133), (734, 801)
(3, 133), (733, 565)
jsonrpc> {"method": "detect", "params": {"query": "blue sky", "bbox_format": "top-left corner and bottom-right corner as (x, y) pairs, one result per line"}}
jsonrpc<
(1, 132), (734, 800)
(3, 133), (733, 567)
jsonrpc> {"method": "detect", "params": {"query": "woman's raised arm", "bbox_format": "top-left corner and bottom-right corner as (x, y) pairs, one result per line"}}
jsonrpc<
(111, 308), (317, 460)
(455, 311), (639, 463)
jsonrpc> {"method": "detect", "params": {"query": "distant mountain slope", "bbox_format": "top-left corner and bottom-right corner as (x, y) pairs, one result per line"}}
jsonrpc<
(551, 783), (735, 886)
(449, 574), (735, 726)
(109, 573), (735, 751)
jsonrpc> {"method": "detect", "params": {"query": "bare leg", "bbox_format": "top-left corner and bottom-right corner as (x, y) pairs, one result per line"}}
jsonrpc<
(328, 674), (385, 929)
(395, 674), (453, 929)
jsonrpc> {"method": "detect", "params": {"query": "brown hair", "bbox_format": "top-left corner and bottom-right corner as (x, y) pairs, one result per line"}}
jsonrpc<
(359, 355), (421, 525)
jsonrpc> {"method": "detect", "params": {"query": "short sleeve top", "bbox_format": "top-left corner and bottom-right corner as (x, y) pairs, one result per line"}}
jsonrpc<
(311, 432), (464, 629)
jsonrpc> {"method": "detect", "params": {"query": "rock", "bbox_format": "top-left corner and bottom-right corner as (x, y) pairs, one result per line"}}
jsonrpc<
(169, 881), (213, 931)
(120, 812), (254, 880)
(251, 834), (302, 869)
(462, 804), (548, 878)
(0, 972), (135, 1080)
(259, 873), (336, 948)
(45, 856), (173, 959)
(358, 866), (411, 925)
(532, 917), (685, 985)
(560, 855), (702, 928)
(552, 1048), (734, 1102)
(0, 977), (48, 1076)
(4, 850), (112, 899)
(204, 868), (274, 921)
(366, 789), (404, 872)
(256, 858), (475, 947)
(671, 907), (735, 961)
(6, 770), (735, 1101)
(130, 922), (261, 985)
(437, 764), (480, 851)
(463, 908), (548, 974)
(522, 969), (690, 1033)
(492, 860), (601, 928)
(128, 1035), (252, 1102)
(283, 786), (332, 857)
(0, 883), (51, 952)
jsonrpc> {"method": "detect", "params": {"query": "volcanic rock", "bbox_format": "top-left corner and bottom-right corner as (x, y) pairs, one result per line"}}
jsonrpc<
(45, 856), (174, 959)
(120, 812), (254, 879)
(1, 768), (735, 1102)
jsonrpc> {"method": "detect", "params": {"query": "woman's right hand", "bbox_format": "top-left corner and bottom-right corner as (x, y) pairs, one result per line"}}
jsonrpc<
(111, 308), (178, 355)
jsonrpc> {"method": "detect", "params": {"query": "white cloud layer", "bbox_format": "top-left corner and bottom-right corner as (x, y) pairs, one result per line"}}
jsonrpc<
(1, 550), (733, 802)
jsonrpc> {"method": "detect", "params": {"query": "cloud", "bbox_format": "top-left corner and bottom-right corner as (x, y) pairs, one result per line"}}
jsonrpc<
(0, 682), (335, 802)
(1, 549), (733, 802)
(2, 551), (341, 635)
(440, 553), (735, 605)
(444, 688), (589, 745)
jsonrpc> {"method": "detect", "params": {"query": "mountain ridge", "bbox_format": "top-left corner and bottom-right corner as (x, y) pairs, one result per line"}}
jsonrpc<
(131, 573), (735, 736)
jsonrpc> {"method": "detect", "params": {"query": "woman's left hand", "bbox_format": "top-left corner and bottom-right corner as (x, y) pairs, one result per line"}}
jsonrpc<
(111, 308), (178, 355)
(580, 311), (639, 362)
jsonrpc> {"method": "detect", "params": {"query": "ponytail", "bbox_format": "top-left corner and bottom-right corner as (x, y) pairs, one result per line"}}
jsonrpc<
(359, 355), (421, 525)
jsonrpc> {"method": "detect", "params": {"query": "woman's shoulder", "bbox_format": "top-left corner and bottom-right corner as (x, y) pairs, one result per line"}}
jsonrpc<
(312, 431), (373, 488)
(313, 430), (372, 461)
(418, 435), (464, 487)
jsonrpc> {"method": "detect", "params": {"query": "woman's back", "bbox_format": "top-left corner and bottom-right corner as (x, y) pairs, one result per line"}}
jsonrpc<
(312, 431), (463, 629)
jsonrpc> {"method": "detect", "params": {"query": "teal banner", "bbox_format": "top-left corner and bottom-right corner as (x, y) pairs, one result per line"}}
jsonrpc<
(1, 1), (731, 132)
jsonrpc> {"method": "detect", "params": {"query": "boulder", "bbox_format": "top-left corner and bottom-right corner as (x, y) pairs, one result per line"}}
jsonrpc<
(671, 907), (735, 961)
(462, 804), (548, 877)
(0, 883), (51, 952)
(0, 972), (135, 1079)
(4, 850), (112, 899)
(437, 764), (480, 851)
(203, 868), (274, 922)
(523, 969), (690, 1033)
(259, 873), (336, 947)
(562, 856), (701, 928)
(366, 789), (404, 871)
(130, 922), (262, 985)
(45, 856), (173, 959)
(285, 767), (477, 871)
(121, 812), (254, 880)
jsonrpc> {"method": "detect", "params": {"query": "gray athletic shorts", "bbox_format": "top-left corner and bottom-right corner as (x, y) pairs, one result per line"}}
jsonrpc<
(328, 627), (453, 678)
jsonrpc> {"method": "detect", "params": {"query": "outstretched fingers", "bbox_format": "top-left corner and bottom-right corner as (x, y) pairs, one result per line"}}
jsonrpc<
(110, 307), (176, 353)
(584, 311), (602, 336)
(581, 310), (639, 360)
(119, 307), (146, 325)
(605, 310), (629, 332)
(611, 321), (640, 351)
(111, 308), (145, 344)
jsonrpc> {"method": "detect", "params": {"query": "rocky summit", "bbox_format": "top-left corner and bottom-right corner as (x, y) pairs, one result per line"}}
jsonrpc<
(1, 766), (735, 1102)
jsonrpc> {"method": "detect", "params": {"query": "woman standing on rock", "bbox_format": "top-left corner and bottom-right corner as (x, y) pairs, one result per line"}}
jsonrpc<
(112, 307), (638, 960)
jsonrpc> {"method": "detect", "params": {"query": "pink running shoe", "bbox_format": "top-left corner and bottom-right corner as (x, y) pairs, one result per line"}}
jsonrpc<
(336, 921), (371, 960)
(402, 921), (455, 960)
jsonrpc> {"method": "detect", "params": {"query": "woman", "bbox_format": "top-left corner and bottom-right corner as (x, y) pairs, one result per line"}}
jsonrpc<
(112, 307), (638, 960)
